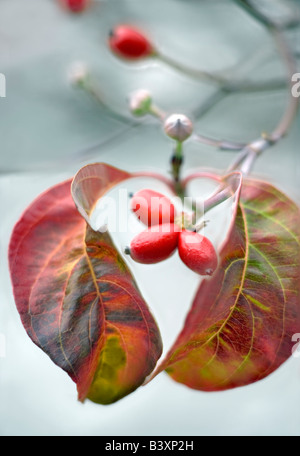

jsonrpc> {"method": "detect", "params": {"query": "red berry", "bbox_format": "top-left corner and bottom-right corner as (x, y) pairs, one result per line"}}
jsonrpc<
(58, 0), (91, 13)
(178, 230), (218, 276)
(131, 189), (176, 227)
(126, 224), (180, 264)
(108, 25), (154, 60)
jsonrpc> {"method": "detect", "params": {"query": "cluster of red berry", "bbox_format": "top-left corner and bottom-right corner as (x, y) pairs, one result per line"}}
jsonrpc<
(126, 189), (218, 276)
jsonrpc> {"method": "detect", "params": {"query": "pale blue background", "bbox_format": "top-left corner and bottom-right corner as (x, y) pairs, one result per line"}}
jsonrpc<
(1, 0), (300, 436)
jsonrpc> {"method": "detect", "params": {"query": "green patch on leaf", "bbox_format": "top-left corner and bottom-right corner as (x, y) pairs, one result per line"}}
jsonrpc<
(87, 337), (128, 405)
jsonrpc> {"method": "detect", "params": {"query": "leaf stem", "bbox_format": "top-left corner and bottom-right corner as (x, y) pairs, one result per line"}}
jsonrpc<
(171, 141), (185, 199)
(74, 74), (140, 126)
(203, 187), (233, 213)
(192, 132), (247, 151)
(157, 52), (227, 86)
(158, 50), (290, 95)
(148, 104), (166, 121)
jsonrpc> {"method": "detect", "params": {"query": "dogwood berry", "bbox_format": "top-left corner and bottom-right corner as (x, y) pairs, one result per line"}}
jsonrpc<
(58, 0), (91, 13)
(125, 224), (180, 264)
(178, 230), (218, 276)
(130, 189), (176, 226)
(108, 25), (154, 60)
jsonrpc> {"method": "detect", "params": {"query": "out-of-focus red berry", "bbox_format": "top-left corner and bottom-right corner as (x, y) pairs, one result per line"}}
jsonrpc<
(108, 25), (154, 60)
(58, 0), (91, 13)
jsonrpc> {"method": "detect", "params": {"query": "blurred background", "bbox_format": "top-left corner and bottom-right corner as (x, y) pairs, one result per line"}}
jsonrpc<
(0, 0), (300, 436)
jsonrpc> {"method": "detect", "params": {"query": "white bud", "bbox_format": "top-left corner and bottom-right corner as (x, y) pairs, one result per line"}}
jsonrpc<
(129, 89), (152, 116)
(164, 114), (193, 142)
(67, 61), (89, 86)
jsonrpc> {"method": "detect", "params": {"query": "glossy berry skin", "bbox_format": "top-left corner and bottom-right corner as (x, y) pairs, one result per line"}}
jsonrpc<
(109, 25), (154, 60)
(131, 189), (176, 227)
(128, 224), (179, 264)
(178, 230), (218, 276)
(58, 0), (91, 13)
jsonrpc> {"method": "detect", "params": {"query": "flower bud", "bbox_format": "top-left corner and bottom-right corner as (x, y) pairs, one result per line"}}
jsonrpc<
(129, 90), (152, 116)
(164, 114), (193, 142)
(67, 61), (89, 87)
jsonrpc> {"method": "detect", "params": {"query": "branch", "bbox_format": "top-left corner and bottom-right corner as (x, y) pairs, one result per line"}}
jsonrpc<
(227, 27), (300, 176)
(233, 0), (300, 30)
(183, 2), (300, 216)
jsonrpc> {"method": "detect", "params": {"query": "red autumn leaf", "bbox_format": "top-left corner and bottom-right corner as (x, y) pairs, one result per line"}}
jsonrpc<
(8, 165), (163, 405)
(71, 162), (132, 225)
(149, 177), (300, 390)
